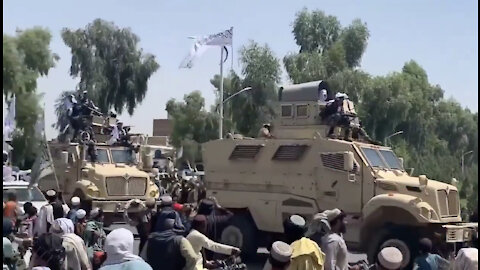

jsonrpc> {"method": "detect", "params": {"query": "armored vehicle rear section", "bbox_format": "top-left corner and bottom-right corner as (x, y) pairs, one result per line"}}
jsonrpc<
(202, 80), (477, 267)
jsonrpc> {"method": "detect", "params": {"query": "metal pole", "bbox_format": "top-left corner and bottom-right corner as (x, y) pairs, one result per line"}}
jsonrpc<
(219, 47), (224, 139)
(462, 150), (473, 176)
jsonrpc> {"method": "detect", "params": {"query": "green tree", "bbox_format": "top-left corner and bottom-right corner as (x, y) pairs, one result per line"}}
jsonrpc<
(211, 41), (281, 136)
(3, 28), (58, 168)
(166, 91), (219, 147)
(61, 19), (159, 115)
(284, 8), (369, 83)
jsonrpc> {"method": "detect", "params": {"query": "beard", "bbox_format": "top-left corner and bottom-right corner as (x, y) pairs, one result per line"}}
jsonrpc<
(339, 223), (347, 234)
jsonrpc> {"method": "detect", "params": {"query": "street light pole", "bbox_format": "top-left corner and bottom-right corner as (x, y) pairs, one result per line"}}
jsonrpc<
(219, 48), (225, 139)
(384, 130), (404, 146)
(461, 150), (473, 176)
(217, 87), (253, 136)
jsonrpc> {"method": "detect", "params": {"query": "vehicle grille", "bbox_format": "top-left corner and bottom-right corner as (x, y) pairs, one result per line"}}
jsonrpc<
(106, 177), (147, 196)
(447, 190), (459, 216)
(437, 189), (459, 217)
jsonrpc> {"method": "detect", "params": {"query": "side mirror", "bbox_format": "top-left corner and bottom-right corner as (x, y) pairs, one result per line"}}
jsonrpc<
(419, 175), (428, 189)
(451, 178), (458, 187)
(60, 151), (69, 165)
(343, 151), (355, 172)
(398, 157), (404, 169)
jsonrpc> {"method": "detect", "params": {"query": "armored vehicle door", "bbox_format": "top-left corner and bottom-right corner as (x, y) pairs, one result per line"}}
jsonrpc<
(318, 149), (363, 213)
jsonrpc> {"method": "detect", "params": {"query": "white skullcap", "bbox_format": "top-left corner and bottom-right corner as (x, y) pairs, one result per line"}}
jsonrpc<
(71, 196), (80, 206)
(323, 208), (343, 222)
(90, 207), (101, 219)
(46, 190), (56, 197)
(378, 247), (403, 270)
(76, 209), (86, 219)
(289, 215), (306, 227)
(335, 92), (348, 99)
(270, 241), (292, 263)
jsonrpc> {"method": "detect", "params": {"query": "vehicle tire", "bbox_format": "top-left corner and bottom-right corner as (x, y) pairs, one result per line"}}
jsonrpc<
(368, 228), (417, 269)
(220, 212), (258, 260)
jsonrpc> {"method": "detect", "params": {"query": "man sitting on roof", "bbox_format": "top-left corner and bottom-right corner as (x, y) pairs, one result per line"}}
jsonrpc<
(258, 123), (274, 139)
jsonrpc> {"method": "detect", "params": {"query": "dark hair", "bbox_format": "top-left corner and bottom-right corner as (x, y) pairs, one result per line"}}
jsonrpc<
(7, 192), (16, 201)
(419, 238), (433, 253)
(23, 202), (33, 214)
(197, 199), (214, 216)
(283, 217), (306, 244)
(269, 255), (290, 268)
(33, 233), (66, 270)
(191, 215), (207, 231)
(52, 202), (65, 220)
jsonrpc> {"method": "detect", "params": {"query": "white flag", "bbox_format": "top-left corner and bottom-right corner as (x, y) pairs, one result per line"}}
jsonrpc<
(4, 95), (16, 141)
(179, 27), (233, 69)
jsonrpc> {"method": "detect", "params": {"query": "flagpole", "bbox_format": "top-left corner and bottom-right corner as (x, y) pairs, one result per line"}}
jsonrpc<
(219, 47), (224, 139)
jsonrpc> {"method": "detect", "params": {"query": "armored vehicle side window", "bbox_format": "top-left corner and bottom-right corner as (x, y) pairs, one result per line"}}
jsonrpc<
(281, 105), (293, 117)
(112, 149), (136, 164)
(154, 150), (163, 159)
(96, 149), (110, 163)
(379, 150), (402, 170)
(361, 147), (387, 168)
(296, 104), (308, 118)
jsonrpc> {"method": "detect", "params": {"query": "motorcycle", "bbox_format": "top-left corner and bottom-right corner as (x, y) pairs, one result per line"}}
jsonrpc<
(210, 255), (247, 270)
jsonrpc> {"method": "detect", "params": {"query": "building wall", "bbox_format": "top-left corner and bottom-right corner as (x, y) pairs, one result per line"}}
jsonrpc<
(153, 119), (172, 137)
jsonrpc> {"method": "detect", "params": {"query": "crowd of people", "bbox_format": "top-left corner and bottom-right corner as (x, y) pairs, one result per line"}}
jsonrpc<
(3, 190), (478, 270)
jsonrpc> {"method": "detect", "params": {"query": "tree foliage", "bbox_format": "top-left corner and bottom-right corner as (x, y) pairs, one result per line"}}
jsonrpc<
(3, 28), (57, 168)
(210, 41), (281, 136)
(284, 8), (369, 83)
(61, 19), (159, 115)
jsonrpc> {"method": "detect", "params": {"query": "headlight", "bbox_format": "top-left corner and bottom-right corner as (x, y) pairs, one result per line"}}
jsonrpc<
(149, 189), (159, 198)
(86, 186), (100, 197)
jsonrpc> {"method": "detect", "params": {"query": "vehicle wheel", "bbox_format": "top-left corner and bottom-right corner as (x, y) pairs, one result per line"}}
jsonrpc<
(368, 229), (417, 269)
(220, 212), (258, 260)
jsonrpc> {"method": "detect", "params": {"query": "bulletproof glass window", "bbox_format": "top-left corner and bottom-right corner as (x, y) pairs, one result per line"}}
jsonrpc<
(281, 105), (293, 117)
(379, 150), (403, 170)
(361, 147), (388, 168)
(296, 104), (308, 117)
(96, 149), (110, 163)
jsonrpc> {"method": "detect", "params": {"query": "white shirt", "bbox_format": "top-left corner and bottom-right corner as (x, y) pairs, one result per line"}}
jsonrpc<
(186, 229), (235, 270)
(454, 248), (478, 270)
(34, 203), (70, 236)
(321, 233), (348, 270)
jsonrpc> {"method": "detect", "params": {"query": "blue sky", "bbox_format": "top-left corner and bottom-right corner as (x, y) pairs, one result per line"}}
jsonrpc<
(3, 0), (478, 139)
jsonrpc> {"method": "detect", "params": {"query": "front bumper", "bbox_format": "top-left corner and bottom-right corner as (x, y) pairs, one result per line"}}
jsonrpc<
(442, 222), (478, 243)
(91, 200), (160, 214)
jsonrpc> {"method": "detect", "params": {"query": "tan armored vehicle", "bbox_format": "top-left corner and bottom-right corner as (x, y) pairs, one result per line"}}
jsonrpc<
(38, 115), (160, 225)
(202, 80), (478, 266)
